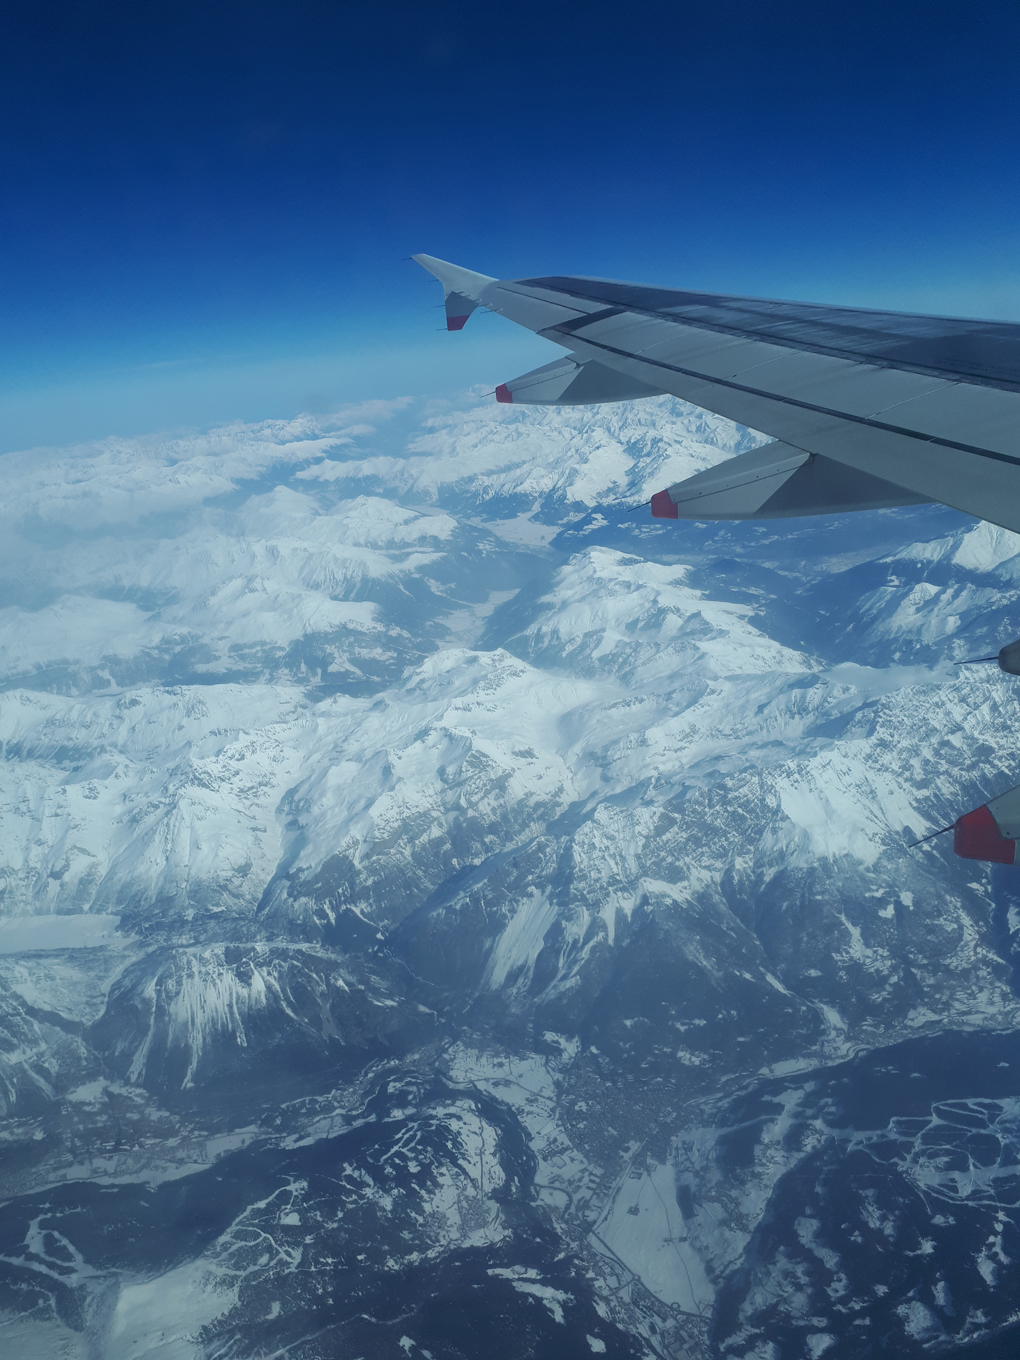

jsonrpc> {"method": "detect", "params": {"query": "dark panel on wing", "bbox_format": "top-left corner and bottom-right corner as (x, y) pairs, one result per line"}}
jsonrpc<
(523, 278), (1020, 392)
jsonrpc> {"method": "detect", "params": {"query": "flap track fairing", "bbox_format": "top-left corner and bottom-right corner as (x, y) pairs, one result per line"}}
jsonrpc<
(496, 357), (665, 406)
(651, 442), (932, 521)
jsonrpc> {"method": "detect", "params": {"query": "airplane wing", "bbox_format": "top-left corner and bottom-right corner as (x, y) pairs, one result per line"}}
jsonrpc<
(413, 253), (1020, 534)
(415, 252), (1020, 865)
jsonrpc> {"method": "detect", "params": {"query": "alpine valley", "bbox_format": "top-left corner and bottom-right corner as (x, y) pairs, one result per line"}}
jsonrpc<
(0, 390), (1018, 1360)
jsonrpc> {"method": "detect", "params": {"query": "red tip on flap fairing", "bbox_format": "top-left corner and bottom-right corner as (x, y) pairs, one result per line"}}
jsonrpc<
(650, 489), (678, 519)
(954, 804), (1016, 864)
(447, 315), (470, 331)
(495, 384), (513, 404)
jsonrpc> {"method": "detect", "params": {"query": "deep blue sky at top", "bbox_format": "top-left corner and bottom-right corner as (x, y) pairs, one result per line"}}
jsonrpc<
(2, 0), (1019, 447)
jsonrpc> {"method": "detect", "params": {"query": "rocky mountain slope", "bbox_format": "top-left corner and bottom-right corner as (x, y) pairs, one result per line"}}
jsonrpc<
(0, 392), (1018, 1358)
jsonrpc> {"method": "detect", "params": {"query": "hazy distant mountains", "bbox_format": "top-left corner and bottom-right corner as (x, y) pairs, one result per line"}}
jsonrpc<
(0, 393), (1018, 1358)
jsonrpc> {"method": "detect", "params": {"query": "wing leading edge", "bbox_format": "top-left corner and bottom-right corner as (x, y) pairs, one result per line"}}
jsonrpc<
(413, 252), (1020, 535)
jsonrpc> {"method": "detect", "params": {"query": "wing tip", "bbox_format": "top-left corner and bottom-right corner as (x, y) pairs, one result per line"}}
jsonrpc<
(411, 253), (497, 299)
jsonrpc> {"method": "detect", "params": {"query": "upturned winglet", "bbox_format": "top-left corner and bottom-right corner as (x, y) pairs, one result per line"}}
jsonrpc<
(412, 253), (497, 331)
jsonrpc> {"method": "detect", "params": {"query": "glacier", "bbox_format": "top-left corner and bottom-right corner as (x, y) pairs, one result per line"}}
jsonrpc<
(0, 391), (1018, 1357)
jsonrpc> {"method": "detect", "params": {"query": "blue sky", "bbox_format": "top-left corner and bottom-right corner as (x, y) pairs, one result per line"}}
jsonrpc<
(2, 0), (1018, 450)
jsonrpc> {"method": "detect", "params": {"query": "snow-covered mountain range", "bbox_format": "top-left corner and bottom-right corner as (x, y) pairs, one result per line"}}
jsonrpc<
(0, 391), (1018, 1358)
